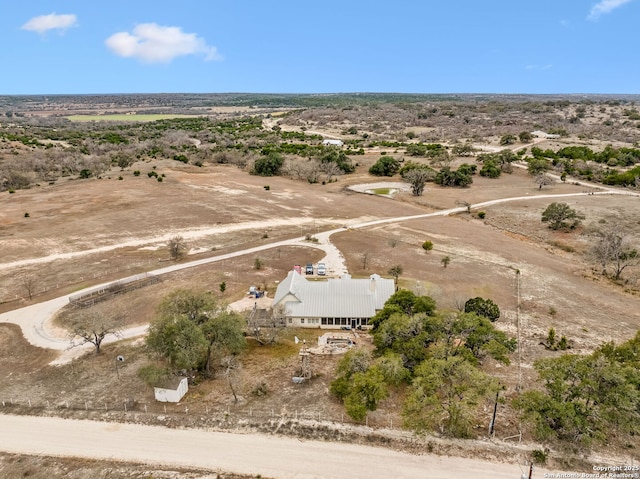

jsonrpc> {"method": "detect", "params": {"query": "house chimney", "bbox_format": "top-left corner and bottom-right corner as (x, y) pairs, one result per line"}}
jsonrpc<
(370, 274), (378, 292)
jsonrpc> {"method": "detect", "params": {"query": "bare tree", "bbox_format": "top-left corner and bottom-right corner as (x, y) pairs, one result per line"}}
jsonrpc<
(452, 294), (468, 312)
(248, 303), (286, 345)
(403, 168), (435, 196)
(20, 274), (37, 300)
(535, 173), (554, 190)
(361, 252), (370, 270)
(68, 309), (124, 354)
(168, 235), (187, 260)
(388, 265), (403, 290)
(320, 161), (342, 182)
(221, 355), (241, 403)
(304, 160), (322, 184)
(456, 200), (471, 213)
(590, 227), (639, 280)
(388, 237), (399, 248)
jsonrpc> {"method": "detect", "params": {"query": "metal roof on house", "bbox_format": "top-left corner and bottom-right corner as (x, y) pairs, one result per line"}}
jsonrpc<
(273, 271), (395, 318)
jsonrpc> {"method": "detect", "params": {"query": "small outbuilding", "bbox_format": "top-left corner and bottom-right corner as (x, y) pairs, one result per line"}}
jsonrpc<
(322, 139), (344, 147)
(154, 376), (188, 403)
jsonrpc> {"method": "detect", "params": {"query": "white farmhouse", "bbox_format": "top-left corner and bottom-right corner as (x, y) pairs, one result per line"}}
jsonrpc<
(272, 271), (394, 329)
(531, 130), (561, 139)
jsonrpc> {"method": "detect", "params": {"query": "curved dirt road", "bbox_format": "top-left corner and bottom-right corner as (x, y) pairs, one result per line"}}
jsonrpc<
(0, 414), (559, 479)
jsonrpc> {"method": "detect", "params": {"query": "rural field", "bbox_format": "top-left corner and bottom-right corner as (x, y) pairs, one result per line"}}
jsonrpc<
(1, 93), (640, 477)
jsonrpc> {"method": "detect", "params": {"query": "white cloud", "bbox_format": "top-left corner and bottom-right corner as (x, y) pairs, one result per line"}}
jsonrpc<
(588, 0), (633, 20)
(21, 13), (78, 34)
(105, 23), (221, 63)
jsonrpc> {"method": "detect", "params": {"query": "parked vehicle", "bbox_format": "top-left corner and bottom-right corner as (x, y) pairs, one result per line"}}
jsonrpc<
(317, 263), (326, 276)
(305, 263), (314, 275)
(293, 264), (302, 274)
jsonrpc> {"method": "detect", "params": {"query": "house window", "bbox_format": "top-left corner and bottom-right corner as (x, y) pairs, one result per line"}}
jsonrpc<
(321, 318), (327, 325)
(301, 318), (304, 324)
(288, 318), (292, 324)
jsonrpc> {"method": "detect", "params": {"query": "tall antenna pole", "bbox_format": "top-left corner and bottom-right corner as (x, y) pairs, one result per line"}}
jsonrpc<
(516, 268), (521, 392)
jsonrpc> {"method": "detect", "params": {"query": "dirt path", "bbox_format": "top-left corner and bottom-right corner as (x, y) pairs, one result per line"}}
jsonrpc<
(0, 217), (338, 272)
(0, 414), (561, 479)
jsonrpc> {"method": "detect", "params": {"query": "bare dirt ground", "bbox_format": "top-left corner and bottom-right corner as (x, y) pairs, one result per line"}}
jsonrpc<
(1, 134), (640, 474)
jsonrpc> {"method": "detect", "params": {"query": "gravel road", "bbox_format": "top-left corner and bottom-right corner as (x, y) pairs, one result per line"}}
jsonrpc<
(0, 414), (560, 478)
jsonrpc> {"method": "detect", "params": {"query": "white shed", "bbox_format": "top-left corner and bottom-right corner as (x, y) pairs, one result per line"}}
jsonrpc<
(322, 139), (343, 147)
(154, 376), (188, 403)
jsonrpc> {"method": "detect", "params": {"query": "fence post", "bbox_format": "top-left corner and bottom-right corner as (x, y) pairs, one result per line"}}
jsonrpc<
(28, 399), (31, 407)
(104, 402), (107, 411)
(124, 401), (127, 412)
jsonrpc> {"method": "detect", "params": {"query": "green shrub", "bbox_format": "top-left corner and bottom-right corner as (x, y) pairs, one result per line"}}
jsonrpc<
(531, 449), (548, 465)
(422, 240), (434, 251)
(479, 161), (501, 178)
(464, 297), (501, 322)
(253, 152), (284, 176)
(478, 211), (486, 219)
(133, 170), (141, 176)
(369, 156), (400, 176)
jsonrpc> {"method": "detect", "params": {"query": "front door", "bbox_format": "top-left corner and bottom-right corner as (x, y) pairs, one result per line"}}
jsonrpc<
(351, 319), (356, 329)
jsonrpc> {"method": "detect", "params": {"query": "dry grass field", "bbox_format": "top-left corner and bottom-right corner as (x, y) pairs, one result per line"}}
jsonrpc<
(1, 95), (640, 474)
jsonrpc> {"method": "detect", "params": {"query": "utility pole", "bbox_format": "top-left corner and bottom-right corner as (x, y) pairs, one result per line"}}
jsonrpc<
(489, 388), (499, 437)
(516, 269), (522, 392)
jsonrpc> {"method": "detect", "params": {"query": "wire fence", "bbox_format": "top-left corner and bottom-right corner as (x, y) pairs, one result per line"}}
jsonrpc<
(1, 259), (160, 305)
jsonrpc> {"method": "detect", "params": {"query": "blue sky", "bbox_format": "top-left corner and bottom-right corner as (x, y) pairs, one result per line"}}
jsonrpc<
(1, 1), (638, 95)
